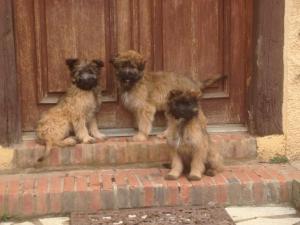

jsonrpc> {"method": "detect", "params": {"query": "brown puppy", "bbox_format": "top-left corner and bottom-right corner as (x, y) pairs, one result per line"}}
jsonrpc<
(110, 50), (224, 141)
(36, 58), (106, 161)
(164, 90), (223, 180)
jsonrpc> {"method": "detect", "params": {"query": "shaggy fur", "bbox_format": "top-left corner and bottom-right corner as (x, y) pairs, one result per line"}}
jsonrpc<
(110, 50), (225, 141)
(36, 58), (106, 162)
(165, 90), (224, 180)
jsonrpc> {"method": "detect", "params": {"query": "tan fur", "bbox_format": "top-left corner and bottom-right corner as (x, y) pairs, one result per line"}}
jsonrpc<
(36, 59), (106, 161)
(111, 50), (225, 141)
(164, 91), (224, 180)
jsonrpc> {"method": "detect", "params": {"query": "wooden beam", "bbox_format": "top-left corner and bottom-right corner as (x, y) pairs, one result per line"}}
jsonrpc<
(0, 0), (21, 145)
(248, 0), (284, 136)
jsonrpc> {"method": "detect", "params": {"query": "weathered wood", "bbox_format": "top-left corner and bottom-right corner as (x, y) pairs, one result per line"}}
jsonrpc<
(0, 0), (21, 145)
(248, 0), (284, 135)
(14, 0), (252, 131)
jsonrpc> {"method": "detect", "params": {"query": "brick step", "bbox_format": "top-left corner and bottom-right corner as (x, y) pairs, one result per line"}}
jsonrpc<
(0, 163), (298, 218)
(14, 133), (256, 170)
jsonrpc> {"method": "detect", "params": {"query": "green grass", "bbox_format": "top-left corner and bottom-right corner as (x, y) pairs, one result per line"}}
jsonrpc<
(0, 213), (10, 222)
(269, 155), (289, 164)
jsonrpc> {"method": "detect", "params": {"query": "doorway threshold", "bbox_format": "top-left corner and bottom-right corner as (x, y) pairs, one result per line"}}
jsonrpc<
(22, 124), (247, 141)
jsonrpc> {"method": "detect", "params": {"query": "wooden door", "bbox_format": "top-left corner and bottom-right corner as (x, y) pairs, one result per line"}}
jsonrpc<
(13, 0), (252, 132)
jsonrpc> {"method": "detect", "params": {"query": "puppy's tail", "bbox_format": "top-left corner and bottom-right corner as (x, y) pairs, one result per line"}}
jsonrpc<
(38, 142), (52, 162)
(199, 74), (226, 90)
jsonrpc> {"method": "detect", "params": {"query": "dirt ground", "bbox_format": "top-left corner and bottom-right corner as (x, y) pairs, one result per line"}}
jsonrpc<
(71, 206), (235, 225)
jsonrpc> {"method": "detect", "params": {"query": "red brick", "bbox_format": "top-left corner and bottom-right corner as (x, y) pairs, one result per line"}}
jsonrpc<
(36, 192), (48, 215)
(72, 145), (83, 164)
(50, 176), (62, 193)
(247, 170), (264, 204)
(177, 176), (192, 205)
(247, 168), (263, 183)
(88, 191), (101, 212)
(233, 170), (252, 183)
(9, 179), (19, 194)
(114, 170), (128, 186)
(95, 146), (108, 164)
(136, 173), (154, 207)
(265, 168), (290, 202)
(50, 148), (60, 166)
(76, 176), (87, 192)
(127, 173), (140, 189)
(49, 176), (62, 214)
(1, 164), (299, 217)
(64, 176), (75, 192)
(212, 174), (228, 204)
(8, 180), (20, 215)
(49, 193), (61, 214)
(37, 177), (48, 194)
(254, 167), (273, 181)
(114, 148), (126, 164)
(0, 182), (6, 214)
(22, 178), (35, 216)
(101, 173), (113, 191)
(89, 172), (100, 191)
(165, 179), (179, 206)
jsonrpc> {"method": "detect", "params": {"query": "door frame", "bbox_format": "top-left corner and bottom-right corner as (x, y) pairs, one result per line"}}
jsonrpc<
(0, 0), (284, 145)
(0, 0), (21, 146)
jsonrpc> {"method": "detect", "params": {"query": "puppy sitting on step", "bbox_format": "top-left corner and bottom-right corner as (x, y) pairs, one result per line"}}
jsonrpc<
(36, 58), (106, 162)
(165, 90), (224, 180)
(110, 50), (225, 141)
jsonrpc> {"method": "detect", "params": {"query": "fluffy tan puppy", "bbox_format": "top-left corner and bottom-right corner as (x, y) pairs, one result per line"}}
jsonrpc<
(165, 90), (224, 180)
(110, 50), (224, 141)
(36, 58), (106, 161)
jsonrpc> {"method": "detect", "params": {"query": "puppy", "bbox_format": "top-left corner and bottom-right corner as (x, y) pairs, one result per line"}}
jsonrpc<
(164, 90), (224, 180)
(110, 50), (225, 141)
(36, 58), (106, 161)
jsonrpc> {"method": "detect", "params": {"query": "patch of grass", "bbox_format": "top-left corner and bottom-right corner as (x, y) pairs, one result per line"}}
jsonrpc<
(269, 155), (289, 164)
(0, 213), (10, 222)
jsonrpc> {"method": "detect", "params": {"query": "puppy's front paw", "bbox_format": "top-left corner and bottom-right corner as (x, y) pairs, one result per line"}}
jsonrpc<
(165, 173), (180, 180)
(132, 133), (147, 141)
(188, 173), (202, 181)
(92, 132), (107, 141)
(157, 132), (167, 139)
(82, 136), (96, 144)
(205, 168), (217, 177)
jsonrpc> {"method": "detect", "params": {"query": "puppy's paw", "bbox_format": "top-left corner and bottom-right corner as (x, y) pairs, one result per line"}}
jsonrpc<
(132, 133), (147, 141)
(92, 132), (107, 141)
(205, 168), (218, 177)
(157, 132), (167, 139)
(63, 136), (78, 146)
(165, 173), (180, 180)
(188, 173), (202, 181)
(82, 136), (96, 144)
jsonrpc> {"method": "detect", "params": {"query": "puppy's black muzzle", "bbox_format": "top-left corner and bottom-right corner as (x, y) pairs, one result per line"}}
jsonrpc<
(118, 70), (141, 90)
(75, 73), (98, 90)
(170, 102), (199, 120)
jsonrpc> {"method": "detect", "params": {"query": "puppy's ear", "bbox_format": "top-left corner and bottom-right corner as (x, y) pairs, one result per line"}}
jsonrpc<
(92, 59), (104, 69)
(66, 58), (79, 71)
(137, 60), (146, 71)
(168, 90), (183, 100)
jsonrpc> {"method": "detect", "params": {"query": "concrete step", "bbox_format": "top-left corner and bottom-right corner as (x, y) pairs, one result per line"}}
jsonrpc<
(0, 163), (299, 218)
(13, 133), (256, 171)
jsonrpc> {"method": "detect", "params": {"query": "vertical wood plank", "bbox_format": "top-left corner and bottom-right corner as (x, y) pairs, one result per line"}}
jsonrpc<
(249, 0), (284, 135)
(0, 0), (21, 144)
(14, 0), (42, 131)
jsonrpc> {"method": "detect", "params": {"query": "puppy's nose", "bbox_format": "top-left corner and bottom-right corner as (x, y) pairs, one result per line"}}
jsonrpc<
(81, 73), (96, 80)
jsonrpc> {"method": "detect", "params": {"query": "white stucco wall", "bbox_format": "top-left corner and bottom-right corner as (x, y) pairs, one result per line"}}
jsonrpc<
(257, 1), (300, 161)
(283, 0), (300, 160)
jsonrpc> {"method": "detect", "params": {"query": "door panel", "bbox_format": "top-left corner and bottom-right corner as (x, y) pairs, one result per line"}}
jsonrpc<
(13, 0), (252, 131)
